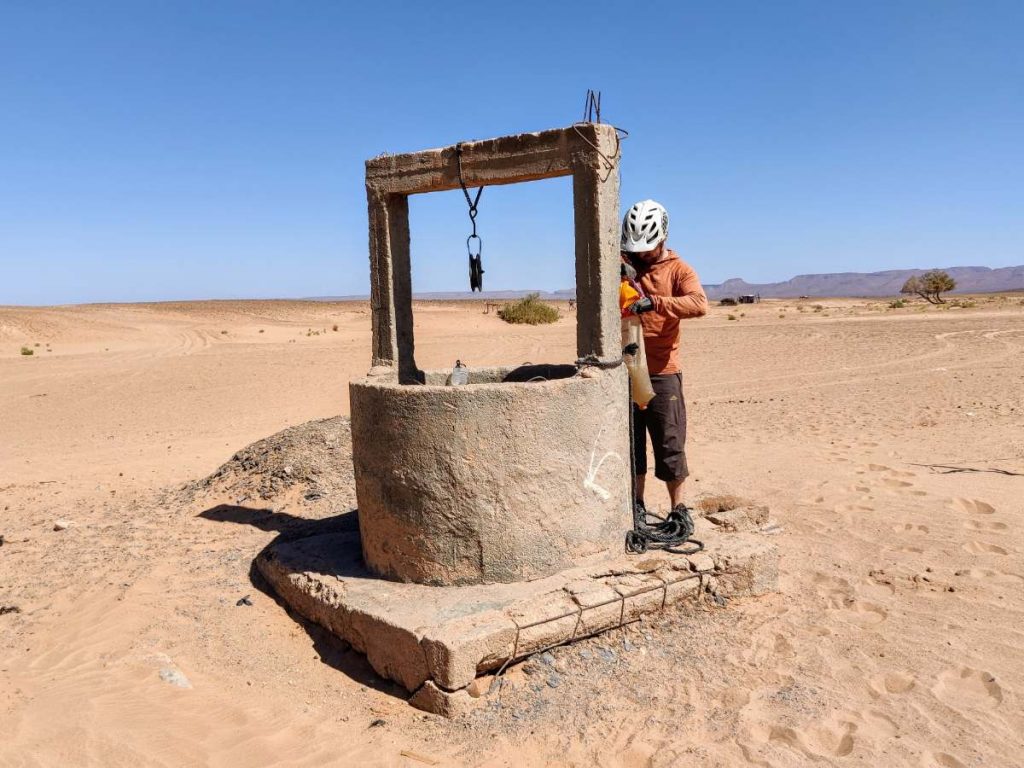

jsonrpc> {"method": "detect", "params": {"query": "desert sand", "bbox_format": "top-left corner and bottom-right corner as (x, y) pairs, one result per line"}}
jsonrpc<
(1, 295), (1022, 767)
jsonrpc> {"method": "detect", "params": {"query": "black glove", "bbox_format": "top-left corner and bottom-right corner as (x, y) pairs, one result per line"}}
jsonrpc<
(629, 297), (655, 315)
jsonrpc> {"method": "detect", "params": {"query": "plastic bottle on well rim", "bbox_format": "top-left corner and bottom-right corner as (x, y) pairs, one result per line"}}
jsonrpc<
(450, 359), (469, 385)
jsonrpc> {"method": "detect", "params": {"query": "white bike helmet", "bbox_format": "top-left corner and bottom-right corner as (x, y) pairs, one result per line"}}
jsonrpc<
(621, 199), (669, 253)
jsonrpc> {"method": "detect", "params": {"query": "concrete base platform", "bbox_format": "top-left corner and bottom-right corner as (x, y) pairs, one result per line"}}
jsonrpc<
(256, 508), (779, 716)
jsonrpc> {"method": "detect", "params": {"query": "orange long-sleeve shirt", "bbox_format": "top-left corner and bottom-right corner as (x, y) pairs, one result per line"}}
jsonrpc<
(635, 249), (708, 375)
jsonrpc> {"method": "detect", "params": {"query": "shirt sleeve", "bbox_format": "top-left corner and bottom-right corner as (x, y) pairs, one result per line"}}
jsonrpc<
(652, 262), (708, 319)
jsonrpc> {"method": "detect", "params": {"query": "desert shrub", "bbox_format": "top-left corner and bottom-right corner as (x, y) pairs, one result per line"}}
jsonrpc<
(220, 330), (228, 334)
(950, 299), (976, 309)
(20, 347), (33, 356)
(332, 324), (338, 332)
(727, 314), (737, 321)
(497, 293), (560, 325)
(813, 304), (824, 312)
(889, 299), (905, 309)
(258, 329), (265, 333)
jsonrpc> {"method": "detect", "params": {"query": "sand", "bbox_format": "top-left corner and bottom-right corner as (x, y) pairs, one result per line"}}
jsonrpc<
(1, 295), (1022, 767)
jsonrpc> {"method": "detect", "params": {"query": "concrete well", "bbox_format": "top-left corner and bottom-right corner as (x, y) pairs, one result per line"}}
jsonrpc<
(350, 364), (630, 585)
(352, 124), (629, 587)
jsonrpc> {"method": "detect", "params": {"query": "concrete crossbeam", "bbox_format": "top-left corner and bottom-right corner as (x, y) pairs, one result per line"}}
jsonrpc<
(365, 125), (611, 196)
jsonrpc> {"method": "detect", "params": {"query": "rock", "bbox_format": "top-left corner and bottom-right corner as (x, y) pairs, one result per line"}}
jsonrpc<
(546, 674), (562, 689)
(706, 505), (769, 531)
(467, 674), (495, 699)
(159, 668), (192, 688)
(409, 681), (473, 718)
(53, 520), (72, 531)
(622, 638), (636, 652)
(709, 533), (779, 598)
(687, 553), (715, 573)
(597, 647), (616, 663)
(539, 651), (556, 667)
(579, 649), (593, 660)
(236, 595), (253, 606)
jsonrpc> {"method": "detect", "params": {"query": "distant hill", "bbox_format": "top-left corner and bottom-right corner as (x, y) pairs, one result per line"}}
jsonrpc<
(703, 265), (1024, 300)
(308, 265), (1024, 302)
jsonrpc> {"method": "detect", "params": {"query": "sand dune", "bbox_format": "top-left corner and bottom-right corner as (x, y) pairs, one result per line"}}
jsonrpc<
(1, 295), (1022, 766)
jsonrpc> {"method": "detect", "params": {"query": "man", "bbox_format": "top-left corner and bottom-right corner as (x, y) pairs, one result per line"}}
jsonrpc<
(621, 199), (708, 518)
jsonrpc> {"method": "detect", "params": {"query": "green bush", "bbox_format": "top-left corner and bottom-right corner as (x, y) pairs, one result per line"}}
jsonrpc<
(497, 293), (560, 325)
(20, 347), (34, 356)
(727, 314), (737, 321)
(889, 299), (906, 309)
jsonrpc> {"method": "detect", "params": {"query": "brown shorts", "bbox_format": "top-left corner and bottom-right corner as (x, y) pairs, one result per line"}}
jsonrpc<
(632, 372), (689, 482)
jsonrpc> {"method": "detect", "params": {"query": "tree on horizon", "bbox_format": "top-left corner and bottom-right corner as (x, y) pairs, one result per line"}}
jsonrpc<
(901, 270), (957, 304)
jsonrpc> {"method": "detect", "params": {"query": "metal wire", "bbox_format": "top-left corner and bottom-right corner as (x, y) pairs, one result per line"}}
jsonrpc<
(492, 569), (705, 699)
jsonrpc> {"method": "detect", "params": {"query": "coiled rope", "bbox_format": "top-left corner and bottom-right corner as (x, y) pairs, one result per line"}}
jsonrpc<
(624, 385), (703, 555)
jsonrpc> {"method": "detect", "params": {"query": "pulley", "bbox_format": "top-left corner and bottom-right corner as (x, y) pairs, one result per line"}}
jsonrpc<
(456, 143), (485, 292)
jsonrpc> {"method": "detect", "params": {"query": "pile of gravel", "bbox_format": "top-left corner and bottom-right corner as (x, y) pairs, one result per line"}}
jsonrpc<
(188, 416), (356, 509)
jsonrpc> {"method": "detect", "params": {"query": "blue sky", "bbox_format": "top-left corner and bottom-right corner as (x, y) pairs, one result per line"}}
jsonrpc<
(1, 1), (1021, 305)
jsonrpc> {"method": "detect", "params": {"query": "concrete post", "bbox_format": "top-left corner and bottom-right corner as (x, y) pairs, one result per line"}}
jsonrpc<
(366, 187), (418, 381)
(570, 124), (621, 363)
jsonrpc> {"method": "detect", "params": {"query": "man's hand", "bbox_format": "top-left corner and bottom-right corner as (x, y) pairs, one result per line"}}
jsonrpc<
(629, 297), (655, 315)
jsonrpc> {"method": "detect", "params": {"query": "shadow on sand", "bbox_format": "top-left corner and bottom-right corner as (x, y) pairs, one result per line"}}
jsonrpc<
(199, 504), (408, 701)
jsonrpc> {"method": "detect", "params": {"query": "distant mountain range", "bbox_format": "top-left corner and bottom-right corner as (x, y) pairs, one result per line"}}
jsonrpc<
(308, 265), (1024, 302)
(703, 265), (1024, 300)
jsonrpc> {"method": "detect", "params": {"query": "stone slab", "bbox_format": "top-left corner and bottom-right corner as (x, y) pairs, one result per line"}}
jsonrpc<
(256, 524), (778, 716)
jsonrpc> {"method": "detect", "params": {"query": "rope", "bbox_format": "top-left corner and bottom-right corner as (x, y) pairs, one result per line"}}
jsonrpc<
(625, 384), (703, 555)
(575, 355), (623, 370)
(625, 504), (704, 556)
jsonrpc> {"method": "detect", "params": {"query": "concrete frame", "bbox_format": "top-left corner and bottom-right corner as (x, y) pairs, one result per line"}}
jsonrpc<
(364, 124), (622, 382)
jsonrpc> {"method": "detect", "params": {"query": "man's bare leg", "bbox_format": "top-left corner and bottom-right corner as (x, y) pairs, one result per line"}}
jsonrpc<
(667, 478), (685, 508)
(635, 474), (646, 506)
